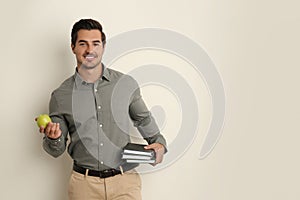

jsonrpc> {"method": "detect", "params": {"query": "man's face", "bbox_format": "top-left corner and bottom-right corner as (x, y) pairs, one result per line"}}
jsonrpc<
(71, 29), (104, 69)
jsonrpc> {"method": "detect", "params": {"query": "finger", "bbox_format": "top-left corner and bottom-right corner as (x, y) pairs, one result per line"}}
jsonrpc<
(39, 126), (45, 133)
(50, 123), (57, 133)
(151, 154), (163, 166)
(50, 123), (62, 139)
(144, 143), (157, 150)
(155, 151), (163, 164)
(53, 123), (61, 136)
(145, 143), (165, 155)
(55, 123), (60, 134)
(45, 122), (54, 135)
(48, 123), (58, 137)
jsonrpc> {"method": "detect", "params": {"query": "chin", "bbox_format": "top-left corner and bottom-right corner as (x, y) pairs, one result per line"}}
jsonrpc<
(82, 64), (97, 69)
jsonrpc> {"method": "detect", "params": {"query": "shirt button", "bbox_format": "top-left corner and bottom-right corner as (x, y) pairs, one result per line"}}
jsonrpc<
(94, 89), (98, 93)
(99, 124), (103, 128)
(98, 106), (101, 109)
(100, 143), (104, 146)
(100, 161), (104, 165)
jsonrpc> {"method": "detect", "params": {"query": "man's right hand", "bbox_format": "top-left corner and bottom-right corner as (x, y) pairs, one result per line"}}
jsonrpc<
(36, 118), (62, 139)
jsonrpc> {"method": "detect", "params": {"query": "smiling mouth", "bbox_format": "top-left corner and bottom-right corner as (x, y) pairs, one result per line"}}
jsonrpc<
(84, 54), (97, 61)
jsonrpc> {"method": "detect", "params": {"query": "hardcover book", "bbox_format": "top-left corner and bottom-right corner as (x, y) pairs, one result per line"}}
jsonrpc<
(121, 154), (154, 160)
(125, 159), (155, 164)
(123, 143), (155, 157)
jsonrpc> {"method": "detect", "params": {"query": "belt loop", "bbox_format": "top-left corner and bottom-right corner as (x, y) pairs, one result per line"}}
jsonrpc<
(85, 169), (89, 177)
(119, 166), (124, 175)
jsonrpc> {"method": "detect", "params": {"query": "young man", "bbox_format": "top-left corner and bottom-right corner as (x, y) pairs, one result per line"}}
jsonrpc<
(37, 19), (167, 200)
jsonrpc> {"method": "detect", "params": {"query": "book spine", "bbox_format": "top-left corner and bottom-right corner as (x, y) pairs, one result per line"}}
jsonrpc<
(122, 154), (153, 160)
(126, 159), (155, 164)
(123, 149), (154, 157)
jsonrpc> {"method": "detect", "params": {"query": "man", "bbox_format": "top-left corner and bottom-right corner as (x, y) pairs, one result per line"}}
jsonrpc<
(37, 19), (167, 200)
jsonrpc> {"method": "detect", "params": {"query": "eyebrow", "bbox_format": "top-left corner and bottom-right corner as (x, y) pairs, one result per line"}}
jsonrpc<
(78, 40), (101, 43)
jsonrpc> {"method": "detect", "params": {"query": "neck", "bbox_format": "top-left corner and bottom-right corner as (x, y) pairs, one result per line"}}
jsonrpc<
(77, 63), (103, 83)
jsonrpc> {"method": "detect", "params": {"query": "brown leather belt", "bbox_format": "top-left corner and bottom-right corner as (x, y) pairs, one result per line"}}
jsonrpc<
(73, 164), (122, 178)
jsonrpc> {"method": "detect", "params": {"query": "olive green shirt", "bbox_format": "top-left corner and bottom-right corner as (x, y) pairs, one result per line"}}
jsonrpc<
(43, 65), (167, 171)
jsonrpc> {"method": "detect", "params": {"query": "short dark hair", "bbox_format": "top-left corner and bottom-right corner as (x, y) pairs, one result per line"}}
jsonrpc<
(71, 19), (106, 46)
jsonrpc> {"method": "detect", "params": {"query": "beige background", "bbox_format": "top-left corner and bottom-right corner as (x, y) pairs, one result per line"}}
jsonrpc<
(1, 0), (300, 199)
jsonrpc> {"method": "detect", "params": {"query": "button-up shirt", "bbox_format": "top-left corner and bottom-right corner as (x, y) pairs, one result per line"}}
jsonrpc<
(43, 65), (167, 171)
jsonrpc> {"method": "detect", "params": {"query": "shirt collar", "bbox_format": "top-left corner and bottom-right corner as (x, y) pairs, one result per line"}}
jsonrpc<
(74, 63), (111, 88)
(102, 64), (111, 81)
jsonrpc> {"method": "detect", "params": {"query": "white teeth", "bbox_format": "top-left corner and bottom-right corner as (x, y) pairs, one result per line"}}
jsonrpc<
(86, 56), (94, 60)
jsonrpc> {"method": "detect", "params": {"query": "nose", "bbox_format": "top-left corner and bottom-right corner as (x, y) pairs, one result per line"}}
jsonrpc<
(86, 44), (94, 54)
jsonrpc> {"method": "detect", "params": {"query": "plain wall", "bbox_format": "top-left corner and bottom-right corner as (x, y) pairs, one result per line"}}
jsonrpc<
(1, 0), (300, 199)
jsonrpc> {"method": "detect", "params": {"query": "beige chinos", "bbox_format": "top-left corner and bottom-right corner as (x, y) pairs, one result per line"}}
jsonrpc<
(68, 170), (142, 200)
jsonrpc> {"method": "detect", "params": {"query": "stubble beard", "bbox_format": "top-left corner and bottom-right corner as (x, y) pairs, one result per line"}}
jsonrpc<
(80, 58), (102, 70)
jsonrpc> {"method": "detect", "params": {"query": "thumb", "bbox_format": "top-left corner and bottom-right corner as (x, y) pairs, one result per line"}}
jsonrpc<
(144, 143), (156, 149)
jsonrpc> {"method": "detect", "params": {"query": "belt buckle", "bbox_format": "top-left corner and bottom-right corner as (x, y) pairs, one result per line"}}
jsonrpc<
(101, 169), (113, 178)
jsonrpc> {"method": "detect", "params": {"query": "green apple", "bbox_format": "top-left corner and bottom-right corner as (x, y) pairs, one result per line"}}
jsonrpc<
(36, 114), (52, 128)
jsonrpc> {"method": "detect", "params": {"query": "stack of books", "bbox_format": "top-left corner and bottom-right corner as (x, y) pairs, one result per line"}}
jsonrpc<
(122, 143), (156, 164)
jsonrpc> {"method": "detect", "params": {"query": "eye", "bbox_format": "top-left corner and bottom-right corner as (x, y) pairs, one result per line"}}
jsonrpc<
(79, 43), (86, 46)
(94, 43), (101, 46)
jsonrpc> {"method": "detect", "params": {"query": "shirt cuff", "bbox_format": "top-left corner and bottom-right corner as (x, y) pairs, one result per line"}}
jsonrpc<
(44, 134), (63, 146)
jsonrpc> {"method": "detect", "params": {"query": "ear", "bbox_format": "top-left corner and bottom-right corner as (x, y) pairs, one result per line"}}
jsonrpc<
(71, 44), (75, 53)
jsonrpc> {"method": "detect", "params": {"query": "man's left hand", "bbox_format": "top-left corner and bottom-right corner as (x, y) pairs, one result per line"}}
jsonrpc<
(144, 143), (166, 166)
